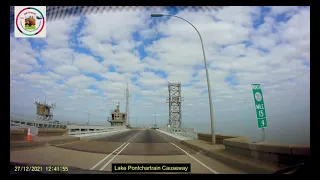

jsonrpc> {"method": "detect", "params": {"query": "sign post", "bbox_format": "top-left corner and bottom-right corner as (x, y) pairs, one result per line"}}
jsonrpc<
(251, 84), (267, 141)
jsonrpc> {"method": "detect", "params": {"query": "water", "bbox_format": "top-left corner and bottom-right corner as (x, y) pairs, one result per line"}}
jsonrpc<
(11, 107), (310, 145)
(183, 112), (310, 145)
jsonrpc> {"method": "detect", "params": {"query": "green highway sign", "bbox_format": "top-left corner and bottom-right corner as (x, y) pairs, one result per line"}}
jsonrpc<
(154, 124), (157, 127)
(251, 84), (267, 129)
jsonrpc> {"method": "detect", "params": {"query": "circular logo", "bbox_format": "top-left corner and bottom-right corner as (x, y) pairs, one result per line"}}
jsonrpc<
(255, 92), (263, 102)
(15, 7), (45, 36)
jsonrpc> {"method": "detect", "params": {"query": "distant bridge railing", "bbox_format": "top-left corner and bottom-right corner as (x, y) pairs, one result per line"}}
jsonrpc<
(10, 115), (127, 136)
(10, 115), (67, 129)
(159, 126), (198, 139)
(67, 125), (126, 136)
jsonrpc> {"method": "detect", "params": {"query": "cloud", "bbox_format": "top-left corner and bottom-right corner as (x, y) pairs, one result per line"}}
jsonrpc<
(139, 28), (158, 40)
(138, 71), (167, 88)
(40, 48), (74, 68)
(53, 64), (80, 76)
(10, 6), (310, 144)
(10, 37), (39, 76)
(73, 53), (106, 74)
(65, 74), (97, 90)
(43, 16), (81, 48)
(269, 6), (300, 16)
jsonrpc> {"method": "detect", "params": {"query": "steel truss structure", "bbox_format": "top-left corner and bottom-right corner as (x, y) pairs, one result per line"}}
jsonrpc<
(166, 82), (183, 128)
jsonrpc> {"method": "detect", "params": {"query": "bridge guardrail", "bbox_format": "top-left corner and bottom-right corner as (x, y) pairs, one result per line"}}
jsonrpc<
(159, 127), (198, 139)
(10, 115), (127, 136)
(10, 115), (67, 129)
(67, 126), (127, 135)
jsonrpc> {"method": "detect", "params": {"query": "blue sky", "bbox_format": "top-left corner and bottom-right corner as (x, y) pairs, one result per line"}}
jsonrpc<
(10, 6), (310, 144)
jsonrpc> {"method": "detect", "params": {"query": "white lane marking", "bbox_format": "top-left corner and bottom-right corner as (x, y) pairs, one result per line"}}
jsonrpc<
(170, 143), (219, 174)
(155, 130), (219, 174)
(99, 142), (130, 170)
(90, 130), (142, 170)
(89, 142), (126, 170)
(99, 130), (143, 170)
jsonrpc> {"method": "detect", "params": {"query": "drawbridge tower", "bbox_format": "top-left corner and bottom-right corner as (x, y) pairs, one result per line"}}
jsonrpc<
(166, 82), (183, 128)
(34, 97), (56, 121)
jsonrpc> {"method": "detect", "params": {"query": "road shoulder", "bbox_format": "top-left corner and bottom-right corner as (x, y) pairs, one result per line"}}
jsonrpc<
(154, 130), (247, 174)
(156, 130), (283, 174)
(10, 135), (81, 151)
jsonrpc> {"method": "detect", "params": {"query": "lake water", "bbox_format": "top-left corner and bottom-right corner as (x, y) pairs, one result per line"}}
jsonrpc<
(182, 112), (310, 145)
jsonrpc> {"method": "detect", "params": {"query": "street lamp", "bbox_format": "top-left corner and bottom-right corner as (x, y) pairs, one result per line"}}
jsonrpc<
(151, 14), (216, 144)
(128, 103), (139, 127)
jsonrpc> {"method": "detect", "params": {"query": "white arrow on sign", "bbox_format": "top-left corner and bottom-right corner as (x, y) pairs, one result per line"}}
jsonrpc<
(262, 120), (265, 126)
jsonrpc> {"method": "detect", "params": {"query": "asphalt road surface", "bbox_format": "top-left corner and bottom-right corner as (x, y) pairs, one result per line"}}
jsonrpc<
(10, 129), (245, 174)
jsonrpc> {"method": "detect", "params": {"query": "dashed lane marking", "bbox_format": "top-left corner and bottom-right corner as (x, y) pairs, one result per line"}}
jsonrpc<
(90, 130), (143, 170)
(99, 130), (143, 171)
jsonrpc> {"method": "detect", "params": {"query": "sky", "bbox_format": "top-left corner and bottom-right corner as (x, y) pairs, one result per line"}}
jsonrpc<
(10, 6), (310, 144)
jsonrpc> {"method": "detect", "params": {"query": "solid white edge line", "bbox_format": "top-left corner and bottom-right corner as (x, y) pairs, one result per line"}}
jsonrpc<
(155, 130), (219, 174)
(89, 130), (142, 170)
(170, 143), (219, 174)
(99, 130), (143, 171)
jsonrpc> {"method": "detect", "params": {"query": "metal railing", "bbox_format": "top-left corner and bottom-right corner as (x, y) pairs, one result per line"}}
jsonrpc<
(67, 125), (126, 136)
(10, 115), (67, 129)
(159, 126), (198, 139)
(10, 115), (127, 136)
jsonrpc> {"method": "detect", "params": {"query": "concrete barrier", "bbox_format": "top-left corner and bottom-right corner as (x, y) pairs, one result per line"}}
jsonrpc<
(10, 129), (25, 141)
(156, 129), (194, 140)
(223, 137), (310, 166)
(180, 140), (280, 174)
(10, 128), (68, 140)
(20, 128), (28, 136)
(198, 133), (238, 144)
(37, 128), (68, 136)
(10, 136), (81, 151)
(162, 127), (198, 139)
(76, 129), (130, 140)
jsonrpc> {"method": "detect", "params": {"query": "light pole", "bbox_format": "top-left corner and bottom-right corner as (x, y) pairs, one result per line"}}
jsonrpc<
(153, 112), (157, 127)
(136, 116), (138, 127)
(128, 103), (139, 127)
(87, 112), (90, 125)
(151, 14), (216, 144)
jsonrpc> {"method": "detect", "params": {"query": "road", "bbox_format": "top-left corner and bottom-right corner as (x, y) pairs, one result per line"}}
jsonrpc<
(10, 129), (245, 174)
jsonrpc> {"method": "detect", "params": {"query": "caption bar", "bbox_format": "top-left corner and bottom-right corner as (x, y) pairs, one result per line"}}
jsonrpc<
(112, 163), (191, 172)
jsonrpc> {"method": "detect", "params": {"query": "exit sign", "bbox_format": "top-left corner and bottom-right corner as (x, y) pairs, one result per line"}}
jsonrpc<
(251, 84), (267, 129)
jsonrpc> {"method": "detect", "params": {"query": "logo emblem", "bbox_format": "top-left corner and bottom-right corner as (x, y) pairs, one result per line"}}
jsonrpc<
(255, 92), (262, 102)
(14, 6), (46, 38)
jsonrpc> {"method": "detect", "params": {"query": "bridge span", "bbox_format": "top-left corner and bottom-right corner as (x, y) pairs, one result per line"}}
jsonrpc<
(10, 129), (245, 174)
(10, 115), (310, 174)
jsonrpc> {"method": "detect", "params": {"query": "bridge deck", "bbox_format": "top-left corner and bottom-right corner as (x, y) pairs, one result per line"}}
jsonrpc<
(10, 129), (245, 174)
